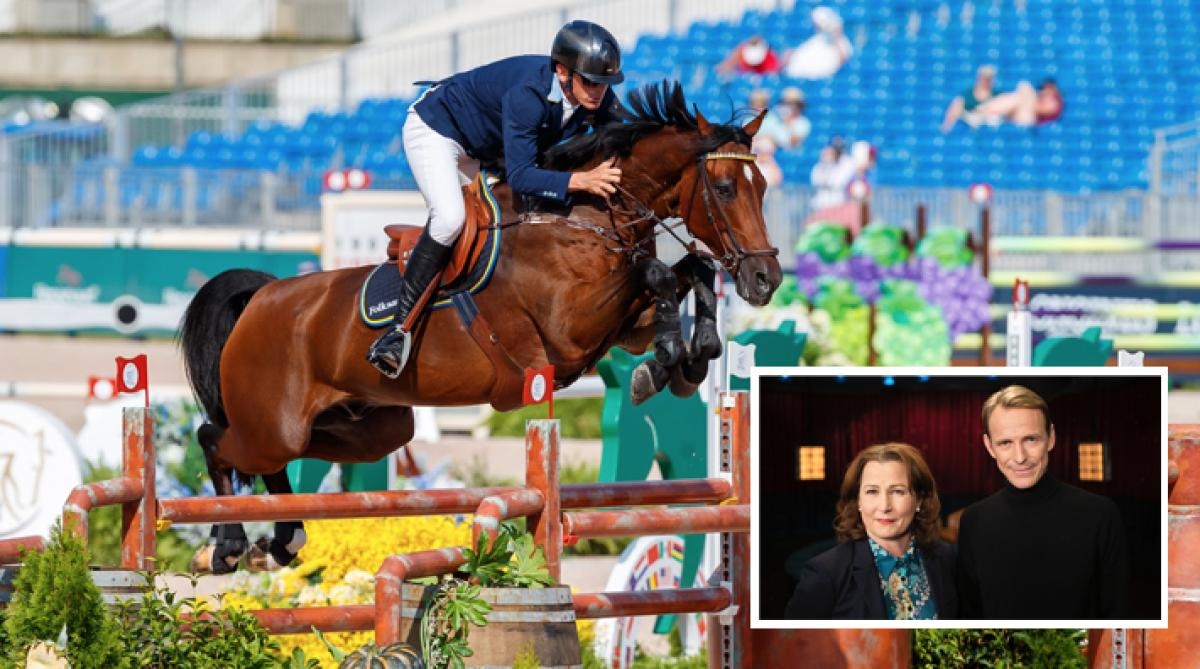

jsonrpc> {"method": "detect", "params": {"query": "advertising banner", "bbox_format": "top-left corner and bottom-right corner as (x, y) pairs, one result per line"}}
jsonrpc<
(0, 233), (319, 334)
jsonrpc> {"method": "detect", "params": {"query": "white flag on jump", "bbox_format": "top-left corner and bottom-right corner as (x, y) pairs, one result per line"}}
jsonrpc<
(727, 342), (757, 378)
(1118, 350), (1144, 367)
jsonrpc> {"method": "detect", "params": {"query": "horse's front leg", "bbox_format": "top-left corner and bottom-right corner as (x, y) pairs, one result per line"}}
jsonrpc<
(630, 257), (685, 405)
(668, 256), (721, 398)
(245, 470), (306, 571)
(190, 423), (251, 574)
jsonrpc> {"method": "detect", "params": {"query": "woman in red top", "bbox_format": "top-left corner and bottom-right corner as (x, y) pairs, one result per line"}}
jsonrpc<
(717, 35), (783, 75)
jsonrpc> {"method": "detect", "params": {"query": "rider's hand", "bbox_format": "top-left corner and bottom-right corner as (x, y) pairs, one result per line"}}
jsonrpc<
(568, 158), (622, 198)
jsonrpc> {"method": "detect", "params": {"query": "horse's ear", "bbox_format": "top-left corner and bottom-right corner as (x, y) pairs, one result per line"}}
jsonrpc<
(694, 104), (713, 134)
(743, 109), (768, 138)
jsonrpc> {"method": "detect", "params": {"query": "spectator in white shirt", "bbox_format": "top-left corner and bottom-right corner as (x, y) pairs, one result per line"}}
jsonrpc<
(785, 7), (854, 80)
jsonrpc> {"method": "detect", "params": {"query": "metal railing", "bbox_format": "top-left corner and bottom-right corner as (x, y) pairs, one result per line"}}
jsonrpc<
(1149, 117), (1200, 196)
(2, 0), (1198, 281)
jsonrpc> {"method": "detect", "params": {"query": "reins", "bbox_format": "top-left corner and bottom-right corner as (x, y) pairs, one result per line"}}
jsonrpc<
(579, 150), (780, 274)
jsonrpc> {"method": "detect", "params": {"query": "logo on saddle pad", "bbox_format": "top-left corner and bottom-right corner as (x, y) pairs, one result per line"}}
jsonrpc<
(358, 175), (502, 328)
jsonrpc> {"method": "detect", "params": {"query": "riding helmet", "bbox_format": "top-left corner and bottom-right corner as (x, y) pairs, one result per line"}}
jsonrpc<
(550, 20), (625, 85)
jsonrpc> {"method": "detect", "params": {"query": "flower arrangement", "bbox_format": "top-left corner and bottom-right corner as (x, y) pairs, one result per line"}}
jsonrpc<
(220, 515), (472, 667)
(793, 222), (992, 366)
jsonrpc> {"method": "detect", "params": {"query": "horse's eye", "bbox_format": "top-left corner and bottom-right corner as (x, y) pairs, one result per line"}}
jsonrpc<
(714, 180), (735, 200)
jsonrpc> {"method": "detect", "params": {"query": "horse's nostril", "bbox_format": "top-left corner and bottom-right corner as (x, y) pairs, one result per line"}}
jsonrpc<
(756, 271), (771, 290)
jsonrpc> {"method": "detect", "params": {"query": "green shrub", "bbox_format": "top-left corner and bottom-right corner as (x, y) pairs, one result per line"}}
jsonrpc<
(486, 398), (603, 438)
(913, 629), (1086, 668)
(114, 583), (281, 669)
(3, 523), (127, 669)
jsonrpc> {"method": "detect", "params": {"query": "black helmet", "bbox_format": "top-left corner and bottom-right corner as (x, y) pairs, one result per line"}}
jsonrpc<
(550, 20), (624, 85)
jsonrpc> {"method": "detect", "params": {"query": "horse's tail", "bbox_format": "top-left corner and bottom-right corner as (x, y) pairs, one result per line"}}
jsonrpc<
(179, 268), (276, 428)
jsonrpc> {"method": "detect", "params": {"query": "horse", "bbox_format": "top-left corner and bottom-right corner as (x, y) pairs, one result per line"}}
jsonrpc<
(178, 81), (783, 573)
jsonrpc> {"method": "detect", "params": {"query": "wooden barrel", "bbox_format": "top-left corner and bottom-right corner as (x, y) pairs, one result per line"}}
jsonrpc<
(0, 566), (149, 608)
(398, 582), (582, 668)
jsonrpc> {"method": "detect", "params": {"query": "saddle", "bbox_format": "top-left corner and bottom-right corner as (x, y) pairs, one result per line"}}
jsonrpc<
(384, 172), (497, 283)
(368, 173), (526, 411)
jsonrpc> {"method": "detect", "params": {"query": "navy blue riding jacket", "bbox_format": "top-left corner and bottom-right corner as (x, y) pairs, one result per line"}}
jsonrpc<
(414, 54), (626, 202)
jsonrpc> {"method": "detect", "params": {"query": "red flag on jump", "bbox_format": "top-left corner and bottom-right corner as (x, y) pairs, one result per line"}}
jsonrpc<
(87, 375), (117, 401)
(522, 364), (554, 418)
(115, 354), (149, 407)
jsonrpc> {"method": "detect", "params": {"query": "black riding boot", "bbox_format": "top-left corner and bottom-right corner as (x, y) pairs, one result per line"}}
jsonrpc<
(367, 229), (454, 378)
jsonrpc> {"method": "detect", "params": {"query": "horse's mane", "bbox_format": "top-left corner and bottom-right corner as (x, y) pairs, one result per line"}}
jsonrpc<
(543, 81), (752, 170)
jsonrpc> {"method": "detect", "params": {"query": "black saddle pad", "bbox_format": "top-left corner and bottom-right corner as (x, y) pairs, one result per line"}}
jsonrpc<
(358, 221), (502, 328)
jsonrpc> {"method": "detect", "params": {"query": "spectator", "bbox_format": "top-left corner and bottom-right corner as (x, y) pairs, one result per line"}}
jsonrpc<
(758, 86), (812, 151)
(753, 136), (785, 189)
(974, 78), (1064, 127)
(941, 64), (999, 132)
(809, 136), (857, 210)
(808, 137), (875, 233)
(747, 89), (785, 187)
(784, 7), (854, 80)
(718, 35), (784, 76)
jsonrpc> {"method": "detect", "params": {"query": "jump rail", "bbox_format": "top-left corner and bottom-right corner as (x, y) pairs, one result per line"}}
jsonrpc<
(40, 392), (753, 669)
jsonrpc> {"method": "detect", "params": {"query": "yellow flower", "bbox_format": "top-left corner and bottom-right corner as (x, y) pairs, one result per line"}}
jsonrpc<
(220, 515), (473, 662)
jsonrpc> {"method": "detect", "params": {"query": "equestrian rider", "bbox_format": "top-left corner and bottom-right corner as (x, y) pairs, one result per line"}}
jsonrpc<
(367, 20), (629, 378)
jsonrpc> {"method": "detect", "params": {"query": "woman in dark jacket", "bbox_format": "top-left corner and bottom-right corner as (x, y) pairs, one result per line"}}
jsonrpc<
(785, 442), (957, 620)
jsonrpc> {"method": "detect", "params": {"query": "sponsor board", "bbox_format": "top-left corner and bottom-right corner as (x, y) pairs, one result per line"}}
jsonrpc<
(0, 238), (318, 334)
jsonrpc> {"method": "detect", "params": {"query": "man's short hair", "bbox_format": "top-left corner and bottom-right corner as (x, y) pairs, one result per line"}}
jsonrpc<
(833, 442), (943, 546)
(981, 385), (1051, 437)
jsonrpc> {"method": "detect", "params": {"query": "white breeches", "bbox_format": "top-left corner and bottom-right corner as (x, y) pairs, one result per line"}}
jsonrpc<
(403, 108), (481, 245)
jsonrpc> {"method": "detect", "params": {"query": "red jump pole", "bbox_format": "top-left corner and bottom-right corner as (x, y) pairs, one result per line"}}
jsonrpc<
(710, 392), (751, 669)
(525, 418), (562, 582)
(159, 486), (520, 524)
(123, 407), (156, 569)
(0, 536), (44, 563)
(251, 605), (374, 635)
(560, 478), (733, 508)
(574, 587), (733, 619)
(563, 505), (749, 539)
(62, 477), (144, 549)
(374, 547), (468, 644)
(472, 489), (546, 549)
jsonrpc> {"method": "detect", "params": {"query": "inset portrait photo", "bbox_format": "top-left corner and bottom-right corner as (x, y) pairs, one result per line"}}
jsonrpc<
(751, 368), (1166, 630)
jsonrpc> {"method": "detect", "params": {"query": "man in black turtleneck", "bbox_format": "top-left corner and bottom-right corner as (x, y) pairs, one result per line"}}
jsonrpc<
(956, 385), (1129, 619)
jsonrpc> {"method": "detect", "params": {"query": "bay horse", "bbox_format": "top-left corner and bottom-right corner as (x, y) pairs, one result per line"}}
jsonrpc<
(179, 82), (782, 572)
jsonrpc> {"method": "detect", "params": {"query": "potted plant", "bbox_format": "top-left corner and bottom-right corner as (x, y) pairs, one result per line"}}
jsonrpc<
(405, 522), (575, 669)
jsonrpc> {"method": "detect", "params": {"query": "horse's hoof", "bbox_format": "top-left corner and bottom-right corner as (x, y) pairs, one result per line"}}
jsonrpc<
(245, 537), (299, 572)
(631, 361), (670, 405)
(245, 539), (283, 572)
(668, 366), (700, 398)
(682, 358), (710, 385)
(631, 364), (655, 406)
(191, 544), (241, 574)
(653, 336), (685, 368)
(190, 545), (216, 574)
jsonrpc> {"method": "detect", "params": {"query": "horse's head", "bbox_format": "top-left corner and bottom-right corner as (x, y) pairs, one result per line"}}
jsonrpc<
(543, 82), (783, 306)
(674, 109), (782, 306)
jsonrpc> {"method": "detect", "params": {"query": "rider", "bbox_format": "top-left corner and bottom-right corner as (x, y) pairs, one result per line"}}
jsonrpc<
(367, 20), (629, 378)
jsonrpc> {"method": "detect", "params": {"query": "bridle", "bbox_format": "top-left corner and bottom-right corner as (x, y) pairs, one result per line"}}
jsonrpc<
(682, 150), (780, 276)
(599, 149), (779, 276)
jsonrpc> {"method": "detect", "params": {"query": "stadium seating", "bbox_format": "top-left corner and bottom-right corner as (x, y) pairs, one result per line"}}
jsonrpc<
(45, 0), (1200, 222)
(624, 0), (1197, 192)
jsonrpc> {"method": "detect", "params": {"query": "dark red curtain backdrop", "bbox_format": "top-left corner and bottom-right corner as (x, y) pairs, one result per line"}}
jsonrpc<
(758, 375), (1161, 499)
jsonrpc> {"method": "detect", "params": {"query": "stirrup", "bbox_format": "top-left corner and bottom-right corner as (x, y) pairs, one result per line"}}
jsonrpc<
(367, 326), (413, 379)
